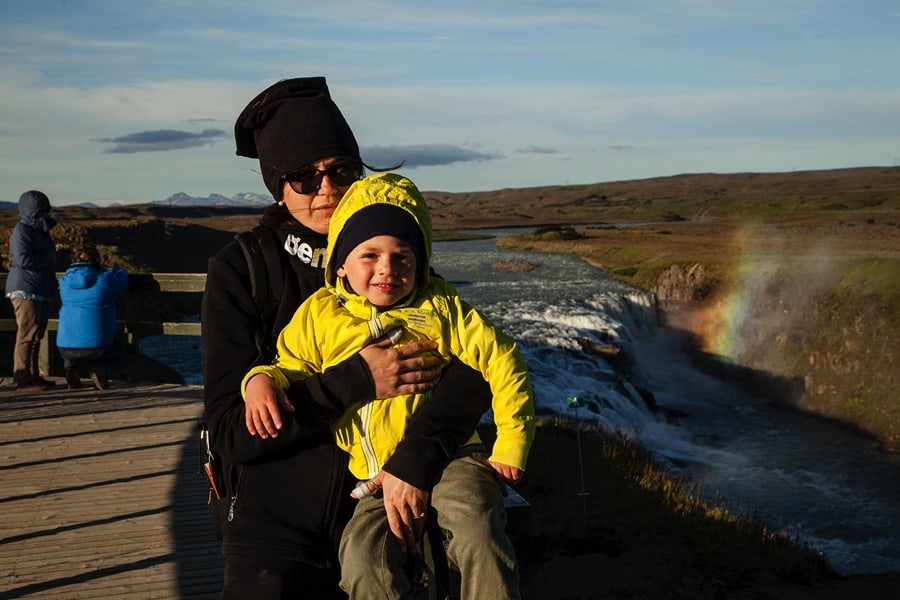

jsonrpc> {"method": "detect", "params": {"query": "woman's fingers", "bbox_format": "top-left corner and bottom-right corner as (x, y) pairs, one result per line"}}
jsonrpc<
(360, 333), (444, 398)
(395, 339), (438, 360)
(394, 340), (441, 391)
(381, 471), (430, 554)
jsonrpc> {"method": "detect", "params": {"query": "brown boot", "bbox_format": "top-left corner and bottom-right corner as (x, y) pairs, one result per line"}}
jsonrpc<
(34, 376), (56, 388)
(90, 365), (109, 390)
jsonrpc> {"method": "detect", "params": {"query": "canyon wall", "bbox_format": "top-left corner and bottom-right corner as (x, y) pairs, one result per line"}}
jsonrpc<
(653, 262), (898, 452)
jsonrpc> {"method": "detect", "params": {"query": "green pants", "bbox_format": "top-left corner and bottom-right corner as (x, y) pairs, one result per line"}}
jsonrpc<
(339, 446), (520, 599)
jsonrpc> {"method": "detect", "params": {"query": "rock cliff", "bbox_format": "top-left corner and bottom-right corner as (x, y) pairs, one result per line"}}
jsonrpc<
(654, 261), (898, 452)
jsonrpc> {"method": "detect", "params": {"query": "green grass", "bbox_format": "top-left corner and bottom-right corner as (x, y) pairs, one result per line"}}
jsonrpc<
(836, 258), (900, 309)
(612, 266), (639, 278)
(509, 423), (838, 592)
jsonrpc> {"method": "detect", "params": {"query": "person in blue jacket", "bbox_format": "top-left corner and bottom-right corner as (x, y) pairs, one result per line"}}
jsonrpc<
(5, 190), (58, 392)
(57, 244), (131, 390)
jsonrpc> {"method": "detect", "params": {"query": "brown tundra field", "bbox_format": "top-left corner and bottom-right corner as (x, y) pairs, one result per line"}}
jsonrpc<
(1, 165), (898, 598)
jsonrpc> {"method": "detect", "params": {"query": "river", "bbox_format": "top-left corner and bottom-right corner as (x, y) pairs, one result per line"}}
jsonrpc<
(144, 227), (900, 576)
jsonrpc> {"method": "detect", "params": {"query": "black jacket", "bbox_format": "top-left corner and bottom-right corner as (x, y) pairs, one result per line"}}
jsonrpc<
(5, 191), (57, 298)
(201, 207), (490, 565)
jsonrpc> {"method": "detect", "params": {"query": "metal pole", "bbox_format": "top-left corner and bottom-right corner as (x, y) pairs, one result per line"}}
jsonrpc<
(567, 396), (590, 528)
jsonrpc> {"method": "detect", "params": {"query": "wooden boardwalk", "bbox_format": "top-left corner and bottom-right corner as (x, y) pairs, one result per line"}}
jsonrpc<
(0, 381), (223, 599)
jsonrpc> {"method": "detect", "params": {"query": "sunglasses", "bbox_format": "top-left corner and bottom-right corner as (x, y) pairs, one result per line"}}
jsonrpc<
(283, 160), (362, 195)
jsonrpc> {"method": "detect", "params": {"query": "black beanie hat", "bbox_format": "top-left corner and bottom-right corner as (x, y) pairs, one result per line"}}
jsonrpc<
(234, 77), (360, 200)
(331, 204), (427, 284)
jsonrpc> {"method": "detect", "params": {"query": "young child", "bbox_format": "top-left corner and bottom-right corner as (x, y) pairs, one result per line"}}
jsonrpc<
(57, 244), (132, 390)
(242, 172), (535, 598)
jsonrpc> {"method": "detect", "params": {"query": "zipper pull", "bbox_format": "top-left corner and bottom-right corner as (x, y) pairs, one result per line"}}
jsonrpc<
(227, 496), (237, 522)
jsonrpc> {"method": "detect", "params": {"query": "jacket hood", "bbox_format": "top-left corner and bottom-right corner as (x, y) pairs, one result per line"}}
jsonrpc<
(18, 190), (52, 223)
(325, 173), (432, 290)
(64, 263), (101, 289)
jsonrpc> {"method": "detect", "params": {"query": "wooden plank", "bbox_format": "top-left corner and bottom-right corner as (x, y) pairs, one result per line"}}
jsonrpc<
(128, 273), (208, 293)
(0, 320), (201, 336)
(0, 382), (223, 599)
(0, 273), (208, 294)
(123, 322), (202, 337)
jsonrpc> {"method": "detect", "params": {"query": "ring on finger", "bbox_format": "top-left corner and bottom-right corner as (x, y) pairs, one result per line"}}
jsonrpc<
(412, 512), (426, 520)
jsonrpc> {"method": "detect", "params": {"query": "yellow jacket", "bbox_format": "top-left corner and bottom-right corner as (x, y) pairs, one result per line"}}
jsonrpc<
(244, 173), (535, 479)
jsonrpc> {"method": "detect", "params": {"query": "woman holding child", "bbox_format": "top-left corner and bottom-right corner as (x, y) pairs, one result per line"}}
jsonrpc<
(202, 77), (516, 598)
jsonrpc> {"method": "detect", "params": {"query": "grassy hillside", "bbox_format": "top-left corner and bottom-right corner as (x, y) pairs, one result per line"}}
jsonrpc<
(512, 422), (851, 598)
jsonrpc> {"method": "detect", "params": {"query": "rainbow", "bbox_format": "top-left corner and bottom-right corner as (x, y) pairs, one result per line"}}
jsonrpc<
(688, 223), (765, 360)
(706, 266), (753, 358)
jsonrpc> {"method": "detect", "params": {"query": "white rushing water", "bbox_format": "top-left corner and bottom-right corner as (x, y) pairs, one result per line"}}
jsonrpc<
(144, 228), (900, 576)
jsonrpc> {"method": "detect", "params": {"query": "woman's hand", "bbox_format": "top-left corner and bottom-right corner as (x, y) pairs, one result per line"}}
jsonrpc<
(358, 329), (442, 399)
(243, 373), (295, 438)
(363, 470), (430, 554)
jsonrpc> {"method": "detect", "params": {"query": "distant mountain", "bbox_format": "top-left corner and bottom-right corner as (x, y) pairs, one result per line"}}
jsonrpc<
(0, 193), (272, 209)
(0, 200), (98, 210)
(154, 192), (272, 207)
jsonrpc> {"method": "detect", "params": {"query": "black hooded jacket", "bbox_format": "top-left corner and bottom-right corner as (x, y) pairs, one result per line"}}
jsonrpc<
(201, 206), (490, 564)
(5, 190), (57, 298)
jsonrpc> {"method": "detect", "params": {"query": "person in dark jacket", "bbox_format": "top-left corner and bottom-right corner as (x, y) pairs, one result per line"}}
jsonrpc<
(202, 77), (492, 599)
(5, 190), (57, 392)
(57, 244), (131, 390)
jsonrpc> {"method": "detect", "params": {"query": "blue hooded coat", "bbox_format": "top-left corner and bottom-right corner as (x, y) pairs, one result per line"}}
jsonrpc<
(57, 263), (129, 348)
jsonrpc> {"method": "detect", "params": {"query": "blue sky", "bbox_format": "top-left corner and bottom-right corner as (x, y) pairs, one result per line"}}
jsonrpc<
(1, 1), (898, 206)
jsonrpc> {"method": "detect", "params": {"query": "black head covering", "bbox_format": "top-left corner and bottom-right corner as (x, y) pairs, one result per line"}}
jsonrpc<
(234, 77), (360, 200)
(18, 190), (51, 218)
(18, 190), (55, 230)
(331, 204), (426, 285)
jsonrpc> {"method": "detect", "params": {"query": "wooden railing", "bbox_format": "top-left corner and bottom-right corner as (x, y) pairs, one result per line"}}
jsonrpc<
(0, 272), (205, 378)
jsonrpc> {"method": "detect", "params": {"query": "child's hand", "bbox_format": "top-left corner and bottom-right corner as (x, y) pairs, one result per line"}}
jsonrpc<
(244, 373), (294, 438)
(488, 461), (524, 484)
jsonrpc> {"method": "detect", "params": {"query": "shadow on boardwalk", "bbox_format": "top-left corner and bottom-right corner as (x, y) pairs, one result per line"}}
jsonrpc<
(0, 381), (223, 599)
